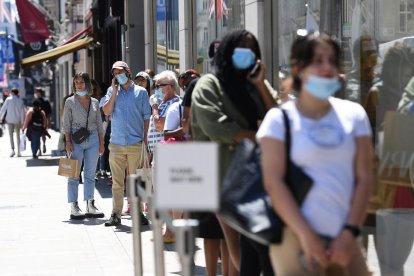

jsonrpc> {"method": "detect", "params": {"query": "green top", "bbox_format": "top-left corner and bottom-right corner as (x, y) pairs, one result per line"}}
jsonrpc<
(191, 73), (277, 180)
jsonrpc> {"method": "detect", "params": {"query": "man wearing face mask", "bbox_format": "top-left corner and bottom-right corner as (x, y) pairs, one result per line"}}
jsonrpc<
(102, 61), (151, 227)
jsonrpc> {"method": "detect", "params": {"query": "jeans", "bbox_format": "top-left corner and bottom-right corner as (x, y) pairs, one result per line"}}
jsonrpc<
(31, 131), (41, 156)
(7, 123), (20, 152)
(67, 130), (100, 203)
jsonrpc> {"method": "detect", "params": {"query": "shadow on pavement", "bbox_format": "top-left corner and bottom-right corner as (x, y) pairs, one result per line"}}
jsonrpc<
(95, 178), (113, 198)
(62, 218), (107, 225)
(171, 265), (208, 275)
(26, 157), (59, 167)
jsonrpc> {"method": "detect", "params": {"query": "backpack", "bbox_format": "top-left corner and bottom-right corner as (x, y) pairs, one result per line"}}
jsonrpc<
(30, 109), (43, 130)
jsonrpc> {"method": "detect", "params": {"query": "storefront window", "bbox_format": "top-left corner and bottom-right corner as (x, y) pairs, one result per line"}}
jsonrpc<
(276, 0), (414, 274)
(195, 0), (245, 74)
(156, 0), (179, 73)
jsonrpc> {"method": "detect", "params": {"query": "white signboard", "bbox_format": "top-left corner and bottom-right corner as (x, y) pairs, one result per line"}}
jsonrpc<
(154, 142), (219, 211)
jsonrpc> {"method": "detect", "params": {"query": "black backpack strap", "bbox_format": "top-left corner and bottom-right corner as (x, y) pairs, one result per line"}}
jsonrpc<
(85, 99), (91, 129)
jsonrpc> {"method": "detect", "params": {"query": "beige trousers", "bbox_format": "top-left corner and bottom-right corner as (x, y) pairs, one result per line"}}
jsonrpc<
(108, 142), (144, 217)
(269, 228), (372, 276)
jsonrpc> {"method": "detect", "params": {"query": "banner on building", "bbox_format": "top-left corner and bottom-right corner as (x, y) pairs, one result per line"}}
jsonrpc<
(16, 0), (50, 44)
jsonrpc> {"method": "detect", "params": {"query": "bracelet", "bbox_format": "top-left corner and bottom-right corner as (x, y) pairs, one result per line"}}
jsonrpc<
(343, 224), (361, 238)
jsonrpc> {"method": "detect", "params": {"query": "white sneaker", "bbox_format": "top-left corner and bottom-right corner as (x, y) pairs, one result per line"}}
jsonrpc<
(85, 199), (104, 218)
(70, 202), (85, 220)
(9, 150), (15, 157)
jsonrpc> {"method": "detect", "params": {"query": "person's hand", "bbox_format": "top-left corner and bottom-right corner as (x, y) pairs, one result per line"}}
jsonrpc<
(99, 144), (105, 156)
(246, 60), (265, 87)
(66, 141), (73, 154)
(154, 114), (160, 121)
(111, 77), (118, 89)
(328, 230), (356, 267)
(298, 230), (329, 272)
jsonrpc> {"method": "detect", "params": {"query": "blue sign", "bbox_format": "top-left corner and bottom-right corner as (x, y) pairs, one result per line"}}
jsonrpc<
(156, 0), (178, 21)
(0, 36), (14, 63)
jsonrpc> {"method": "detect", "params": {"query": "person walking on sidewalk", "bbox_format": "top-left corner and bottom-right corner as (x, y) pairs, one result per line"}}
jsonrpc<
(34, 87), (52, 155)
(0, 88), (26, 157)
(23, 100), (47, 159)
(102, 61), (151, 227)
(63, 72), (105, 220)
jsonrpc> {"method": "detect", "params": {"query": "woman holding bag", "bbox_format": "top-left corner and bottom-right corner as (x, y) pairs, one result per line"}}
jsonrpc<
(63, 72), (105, 220)
(257, 32), (373, 275)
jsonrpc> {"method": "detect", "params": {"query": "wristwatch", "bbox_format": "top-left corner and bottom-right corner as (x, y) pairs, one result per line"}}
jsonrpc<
(343, 224), (361, 237)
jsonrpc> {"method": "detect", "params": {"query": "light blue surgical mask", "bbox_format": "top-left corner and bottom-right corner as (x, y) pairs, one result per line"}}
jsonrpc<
(115, 73), (129, 85)
(76, 91), (88, 97)
(232, 47), (256, 70)
(304, 75), (341, 100)
(154, 88), (165, 101)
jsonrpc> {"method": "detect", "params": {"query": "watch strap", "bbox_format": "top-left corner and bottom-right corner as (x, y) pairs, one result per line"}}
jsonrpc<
(343, 224), (361, 237)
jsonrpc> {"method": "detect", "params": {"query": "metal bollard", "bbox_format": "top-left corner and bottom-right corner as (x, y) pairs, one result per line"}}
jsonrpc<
(128, 174), (143, 276)
(172, 219), (199, 276)
(149, 197), (166, 276)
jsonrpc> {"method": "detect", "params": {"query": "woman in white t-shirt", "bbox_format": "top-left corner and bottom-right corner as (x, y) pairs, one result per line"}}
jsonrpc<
(257, 33), (373, 275)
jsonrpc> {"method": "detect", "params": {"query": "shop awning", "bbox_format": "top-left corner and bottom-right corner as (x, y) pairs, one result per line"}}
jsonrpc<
(21, 36), (94, 67)
(62, 26), (92, 46)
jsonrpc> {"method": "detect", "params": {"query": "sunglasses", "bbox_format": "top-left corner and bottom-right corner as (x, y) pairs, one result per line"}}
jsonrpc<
(155, 83), (171, 89)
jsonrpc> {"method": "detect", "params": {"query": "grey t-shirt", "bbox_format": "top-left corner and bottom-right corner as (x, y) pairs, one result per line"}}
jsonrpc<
(63, 95), (103, 134)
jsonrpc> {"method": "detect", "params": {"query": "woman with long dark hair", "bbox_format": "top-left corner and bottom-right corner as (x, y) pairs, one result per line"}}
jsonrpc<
(191, 29), (276, 276)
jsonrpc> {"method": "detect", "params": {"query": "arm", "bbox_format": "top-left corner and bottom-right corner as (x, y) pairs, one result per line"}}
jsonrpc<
(102, 81), (117, 115)
(41, 111), (47, 129)
(143, 119), (149, 145)
(0, 99), (8, 119)
(182, 106), (191, 134)
(96, 101), (105, 155)
(260, 137), (328, 269)
(247, 60), (277, 111)
(23, 110), (32, 130)
(330, 136), (373, 266)
(154, 116), (166, 131)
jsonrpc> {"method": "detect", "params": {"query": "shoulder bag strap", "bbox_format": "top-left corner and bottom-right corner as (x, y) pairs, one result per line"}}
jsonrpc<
(179, 103), (182, 127)
(281, 109), (291, 161)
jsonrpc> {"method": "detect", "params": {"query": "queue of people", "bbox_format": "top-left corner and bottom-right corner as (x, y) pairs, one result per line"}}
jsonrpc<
(49, 26), (414, 275)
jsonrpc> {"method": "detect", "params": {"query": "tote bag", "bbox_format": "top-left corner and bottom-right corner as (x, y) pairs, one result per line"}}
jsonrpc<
(220, 109), (313, 245)
(136, 145), (153, 193)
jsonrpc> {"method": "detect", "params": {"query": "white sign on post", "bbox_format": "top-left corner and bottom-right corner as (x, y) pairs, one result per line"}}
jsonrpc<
(154, 142), (219, 211)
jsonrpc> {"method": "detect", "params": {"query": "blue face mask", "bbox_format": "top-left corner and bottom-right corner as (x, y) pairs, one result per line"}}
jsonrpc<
(304, 75), (341, 100)
(154, 88), (165, 101)
(76, 91), (88, 97)
(232, 47), (256, 70)
(115, 73), (129, 85)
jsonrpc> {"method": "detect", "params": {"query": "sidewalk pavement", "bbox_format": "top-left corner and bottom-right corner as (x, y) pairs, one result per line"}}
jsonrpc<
(0, 126), (412, 275)
(0, 127), (209, 276)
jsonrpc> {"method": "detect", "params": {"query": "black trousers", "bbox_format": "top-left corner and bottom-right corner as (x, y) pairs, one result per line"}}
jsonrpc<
(239, 234), (275, 276)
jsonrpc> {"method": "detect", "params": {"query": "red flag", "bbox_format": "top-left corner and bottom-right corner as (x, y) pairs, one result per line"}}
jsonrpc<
(16, 0), (50, 44)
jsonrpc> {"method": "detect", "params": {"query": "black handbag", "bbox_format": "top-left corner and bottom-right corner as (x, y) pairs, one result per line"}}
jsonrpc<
(220, 109), (313, 245)
(72, 100), (91, 144)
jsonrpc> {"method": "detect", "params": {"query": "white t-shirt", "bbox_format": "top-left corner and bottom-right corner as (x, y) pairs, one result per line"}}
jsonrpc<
(256, 97), (371, 237)
(164, 101), (183, 131)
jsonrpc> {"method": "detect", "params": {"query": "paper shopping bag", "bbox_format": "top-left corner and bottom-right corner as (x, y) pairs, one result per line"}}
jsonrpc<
(58, 157), (80, 178)
(136, 145), (153, 193)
